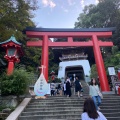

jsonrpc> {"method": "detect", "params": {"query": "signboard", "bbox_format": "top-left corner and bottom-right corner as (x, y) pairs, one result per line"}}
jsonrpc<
(34, 72), (49, 96)
(47, 83), (50, 94)
(108, 67), (116, 75)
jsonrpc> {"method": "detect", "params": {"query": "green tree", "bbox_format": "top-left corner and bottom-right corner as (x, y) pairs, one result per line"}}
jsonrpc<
(0, 0), (38, 41)
(75, 0), (120, 28)
(90, 64), (98, 78)
(105, 46), (120, 72)
(0, 0), (42, 73)
(75, 0), (120, 48)
(1, 68), (31, 96)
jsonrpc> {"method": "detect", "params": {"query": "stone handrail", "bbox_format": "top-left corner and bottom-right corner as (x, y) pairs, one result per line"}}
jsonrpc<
(6, 98), (31, 120)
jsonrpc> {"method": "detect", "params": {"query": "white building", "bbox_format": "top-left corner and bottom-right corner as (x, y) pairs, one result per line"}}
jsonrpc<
(58, 54), (91, 83)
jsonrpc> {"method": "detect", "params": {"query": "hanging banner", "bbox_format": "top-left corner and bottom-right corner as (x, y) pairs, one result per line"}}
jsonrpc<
(108, 66), (116, 75)
(47, 83), (50, 94)
(34, 72), (49, 96)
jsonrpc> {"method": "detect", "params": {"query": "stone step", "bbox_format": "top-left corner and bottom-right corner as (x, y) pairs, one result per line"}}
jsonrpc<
(30, 98), (85, 102)
(28, 102), (120, 107)
(107, 117), (120, 120)
(30, 100), (84, 103)
(19, 114), (81, 120)
(102, 101), (120, 104)
(18, 113), (120, 120)
(100, 105), (120, 109)
(26, 106), (120, 110)
(26, 105), (83, 108)
(24, 105), (120, 111)
(21, 110), (82, 116)
(21, 109), (120, 116)
(30, 100), (120, 103)
(30, 97), (120, 102)
(24, 107), (82, 112)
(30, 99), (120, 102)
(18, 117), (120, 120)
(101, 109), (120, 112)
(31, 98), (84, 101)
(25, 107), (120, 112)
(37, 94), (120, 98)
(104, 112), (120, 117)
(30, 99), (120, 103)
(29, 100), (115, 103)
(29, 101), (83, 104)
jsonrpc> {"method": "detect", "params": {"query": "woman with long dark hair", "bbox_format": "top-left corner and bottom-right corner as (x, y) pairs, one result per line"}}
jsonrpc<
(81, 98), (107, 120)
(89, 78), (102, 110)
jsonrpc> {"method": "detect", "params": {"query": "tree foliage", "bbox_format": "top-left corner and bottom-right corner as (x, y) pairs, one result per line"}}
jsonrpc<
(90, 64), (98, 78)
(0, 0), (38, 41)
(0, 0), (43, 73)
(105, 46), (120, 72)
(75, 0), (120, 28)
(1, 68), (31, 96)
(75, 0), (120, 47)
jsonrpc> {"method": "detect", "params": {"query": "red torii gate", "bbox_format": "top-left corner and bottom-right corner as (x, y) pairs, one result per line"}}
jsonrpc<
(24, 27), (115, 91)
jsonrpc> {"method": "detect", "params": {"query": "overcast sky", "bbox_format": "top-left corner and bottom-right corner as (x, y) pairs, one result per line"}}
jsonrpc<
(32, 0), (99, 28)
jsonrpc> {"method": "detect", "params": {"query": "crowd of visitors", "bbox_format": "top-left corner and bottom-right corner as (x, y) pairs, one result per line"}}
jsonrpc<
(50, 76), (83, 97)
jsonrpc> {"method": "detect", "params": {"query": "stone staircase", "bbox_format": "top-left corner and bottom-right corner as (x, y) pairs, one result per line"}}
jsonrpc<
(18, 81), (120, 120)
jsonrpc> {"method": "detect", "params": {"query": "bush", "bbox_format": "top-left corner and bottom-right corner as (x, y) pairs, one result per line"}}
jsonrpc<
(1, 68), (30, 96)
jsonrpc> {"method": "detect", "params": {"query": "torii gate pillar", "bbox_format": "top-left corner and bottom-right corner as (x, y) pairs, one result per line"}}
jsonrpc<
(92, 35), (110, 91)
(41, 35), (49, 81)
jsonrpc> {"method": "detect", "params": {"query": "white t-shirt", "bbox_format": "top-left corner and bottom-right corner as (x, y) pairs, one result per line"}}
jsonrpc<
(63, 83), (66, 91)
(89, 85), (100, 97)
(81, 111), (107, 120)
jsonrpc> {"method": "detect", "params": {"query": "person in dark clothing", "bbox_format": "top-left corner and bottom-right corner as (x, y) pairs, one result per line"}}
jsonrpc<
(75, 77), (83, 97)
(50, 81), (55, 96)
(57, 83), (62, 96)
(66, 77), (71, 97)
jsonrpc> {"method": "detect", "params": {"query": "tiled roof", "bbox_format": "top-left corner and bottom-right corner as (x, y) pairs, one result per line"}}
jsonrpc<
(0, 35), (22, 45)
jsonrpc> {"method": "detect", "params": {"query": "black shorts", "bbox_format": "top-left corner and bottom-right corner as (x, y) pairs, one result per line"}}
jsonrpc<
(75, 86), (82, 92)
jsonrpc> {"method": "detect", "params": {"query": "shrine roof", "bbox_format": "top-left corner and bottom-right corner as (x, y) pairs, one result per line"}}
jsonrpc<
(24, 27), (116, 33)
(0, 35), (22, 45)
